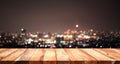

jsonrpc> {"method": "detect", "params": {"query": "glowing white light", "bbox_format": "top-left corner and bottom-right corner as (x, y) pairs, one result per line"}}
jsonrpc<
(84, 35), (90, 39)
(27, 38), (33, 44)
(70, 41), (73, 43)
(78, 35), (82, 38)
(30, 34), (38, 37)
(54, 40), (56, 43)
(69, 45), (72, 48)
(39, 38), (42, 41)
(34, 40), (38, 42)
(100, 46), (102, 48)
(57, 35), (60, 37)
(57, 35), (64, 37)
(93, 33), (96, 36)
(46, 39), (50, 42)
(60, 35), (63, 37)
(76, 25), (79, 28)
(45, 39), (51, 43)
(64, 35), (67, 38)
(21, 28), (24, 31)
(12, 36), (15, 39)
(44, 34), (49, 38)
(68, 35), (73, 38)
(90, 29), (93, 32)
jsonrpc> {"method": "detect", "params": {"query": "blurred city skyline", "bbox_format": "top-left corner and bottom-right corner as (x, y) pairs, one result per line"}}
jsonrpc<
(0, 0), (119, 32)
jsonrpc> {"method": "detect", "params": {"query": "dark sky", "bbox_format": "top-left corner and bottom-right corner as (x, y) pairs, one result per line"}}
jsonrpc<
(0, 0), (119, 32)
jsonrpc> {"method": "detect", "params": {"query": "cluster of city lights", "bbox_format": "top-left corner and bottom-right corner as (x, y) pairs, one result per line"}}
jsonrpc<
(24, 25), (97, 44)
(0, 25), (120, 48)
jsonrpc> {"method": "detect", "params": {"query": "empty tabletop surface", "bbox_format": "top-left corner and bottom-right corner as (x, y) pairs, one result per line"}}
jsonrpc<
(0, 48), (120, 64)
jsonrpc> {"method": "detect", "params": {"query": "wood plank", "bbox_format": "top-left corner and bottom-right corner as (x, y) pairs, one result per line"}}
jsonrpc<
(29, 49), (44, 64)
(80, 49), (113, 61)
(65, 49), (97, 64)
(16, 49), (36, 61)
(65, 49), (96, 61)
(0, 49), (8, 53)
(56, 49), (70, 64)
(112, 49), (120, 54)
(94, 49), (120, 61)
(0, 49), (18, 60)
(0, 48), (120, 64)
(0, 49), (19, 64)
(56, 49), (70, 61)
(43, 49), (56, 64)
(2, 49), (26, 64)
(30, 49), (44, 61)
(43, 49), (56, 61)
(2, 49), (26, 61)
(80, 49), (114, 64)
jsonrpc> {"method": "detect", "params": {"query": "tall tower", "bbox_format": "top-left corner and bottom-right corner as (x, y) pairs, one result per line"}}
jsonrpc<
(73, 25), (79, 40)
(21, 28), (26, 36)
(20, 28), (27, 41)
(75, 24), (79, 33)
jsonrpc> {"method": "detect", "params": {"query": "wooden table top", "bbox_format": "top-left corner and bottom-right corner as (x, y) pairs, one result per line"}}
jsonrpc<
(0, 48), (120, 64)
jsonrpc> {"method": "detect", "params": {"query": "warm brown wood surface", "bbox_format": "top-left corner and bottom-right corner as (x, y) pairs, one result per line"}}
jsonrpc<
(0, 48), (120, 64)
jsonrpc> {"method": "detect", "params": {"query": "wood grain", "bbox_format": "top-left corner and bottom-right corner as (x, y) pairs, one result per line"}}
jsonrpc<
(0, 48), (120, 64)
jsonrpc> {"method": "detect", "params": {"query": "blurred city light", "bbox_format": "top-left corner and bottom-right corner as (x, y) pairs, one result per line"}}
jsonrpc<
(76, 24), (79, 28)
(44, 34), (49, 38)
(0, 28), (120, 48)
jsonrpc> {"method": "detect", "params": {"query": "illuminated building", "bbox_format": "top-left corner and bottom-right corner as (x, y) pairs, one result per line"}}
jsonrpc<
(20, 28), (27, 43)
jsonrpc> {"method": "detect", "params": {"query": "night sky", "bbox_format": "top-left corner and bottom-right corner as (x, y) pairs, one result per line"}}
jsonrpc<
(0, 0), (119, 33)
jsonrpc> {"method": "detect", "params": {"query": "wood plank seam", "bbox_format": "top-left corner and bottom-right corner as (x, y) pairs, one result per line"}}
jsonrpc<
(0, 49), (18, 60)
